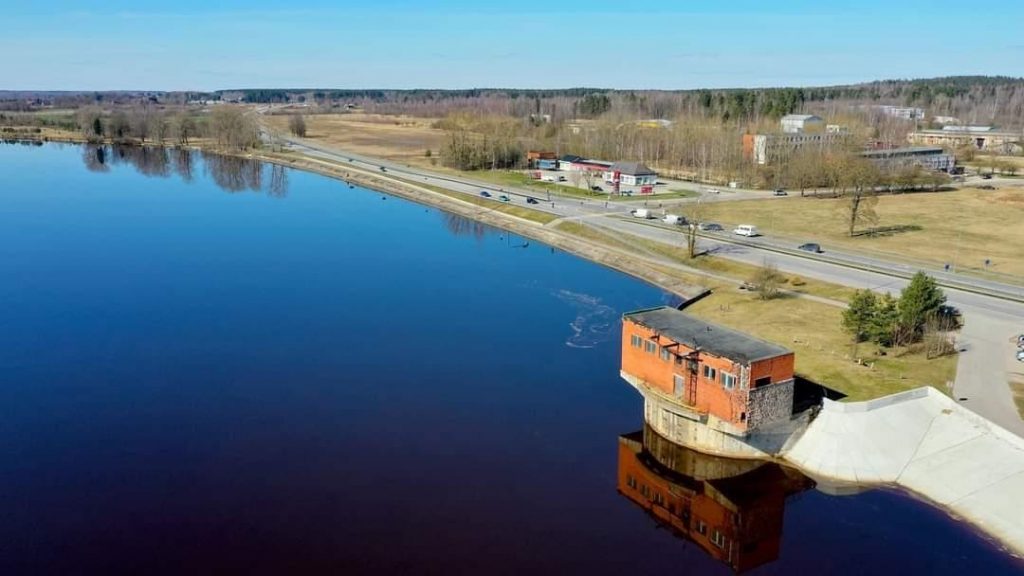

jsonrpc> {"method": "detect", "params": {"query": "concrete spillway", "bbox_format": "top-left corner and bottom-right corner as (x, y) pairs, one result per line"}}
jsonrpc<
(783, 387), (1024, 556)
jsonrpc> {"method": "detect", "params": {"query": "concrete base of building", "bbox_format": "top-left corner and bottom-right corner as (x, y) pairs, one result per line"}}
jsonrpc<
(622, 371), (811, 460)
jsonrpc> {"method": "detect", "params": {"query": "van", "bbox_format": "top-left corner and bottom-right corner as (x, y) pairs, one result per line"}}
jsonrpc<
(733, 224), (759, 237)
(663, 214), (684, 225)
(632, 209), (652, 219)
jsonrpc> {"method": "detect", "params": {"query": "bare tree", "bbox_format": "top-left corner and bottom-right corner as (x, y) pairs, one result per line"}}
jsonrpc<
(682, 200), (706, 258)
(749, 259), (782, 300)
(288, 114), (307, 137)
(209, 107), (259, 151)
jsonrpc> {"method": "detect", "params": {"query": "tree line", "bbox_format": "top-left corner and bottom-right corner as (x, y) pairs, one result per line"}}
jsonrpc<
(72, 106), (260, 151)
(842, 272), (955, 355)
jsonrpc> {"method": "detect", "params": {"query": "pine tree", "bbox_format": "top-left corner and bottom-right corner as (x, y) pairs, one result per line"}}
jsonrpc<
(897, 272), (946, 344)
(842, 290), (878, 342)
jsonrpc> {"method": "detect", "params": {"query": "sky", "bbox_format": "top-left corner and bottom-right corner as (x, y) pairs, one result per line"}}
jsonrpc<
(2, 0), (1023, 91)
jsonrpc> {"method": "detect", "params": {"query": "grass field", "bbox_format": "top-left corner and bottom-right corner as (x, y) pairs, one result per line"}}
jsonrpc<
(698, 188), (1024, 279)
(265, 113), (447, 168)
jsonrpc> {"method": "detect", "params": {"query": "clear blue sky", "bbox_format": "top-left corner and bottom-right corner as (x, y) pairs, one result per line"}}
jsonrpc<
(3, 0), (1022, 91)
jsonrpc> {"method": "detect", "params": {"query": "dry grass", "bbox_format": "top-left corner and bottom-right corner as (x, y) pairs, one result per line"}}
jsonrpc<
(698, 188), (1024, 279)
(685, 290), (958, 400)
(264, 113), (447, 168)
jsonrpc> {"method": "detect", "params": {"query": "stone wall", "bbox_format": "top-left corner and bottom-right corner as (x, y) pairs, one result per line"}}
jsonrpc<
(747, 379), (794, 430)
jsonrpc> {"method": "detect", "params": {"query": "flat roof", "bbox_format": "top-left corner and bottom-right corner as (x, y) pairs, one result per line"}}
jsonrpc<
(861, 147), (947, 157)
(624, 306), (790, 364)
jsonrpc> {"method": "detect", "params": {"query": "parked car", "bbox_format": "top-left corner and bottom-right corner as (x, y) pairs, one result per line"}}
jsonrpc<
(798, 242), (822, 253)
(479, 190), (492, 198)
(979, 184), (996, 190)
(1016, 334), (1024, 348)
(499, 195), (511, 202)
(698, 222), (723, 232)
(982, 173), (993, 180)
(591, 185), (603, 192)
(1017, 349), (1024, 363)
(733, 224), (760, 237)
(773, 188), (788, 196)
(526, 197), (539, 204)
(557, 176), (567, 182)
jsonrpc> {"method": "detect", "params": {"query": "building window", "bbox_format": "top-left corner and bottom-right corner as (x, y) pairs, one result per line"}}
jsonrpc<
(626, 474), (637, 489)
(696, 520), (707, 535)
(660, 348), (671, 362)
(702, 365), (717, 380)
(644, 340), (657, 354)
(711, 530), (727, 549)
(653, 491), (664, 506)
(630, 334), (642, 348)
(721, 373), (737, 389)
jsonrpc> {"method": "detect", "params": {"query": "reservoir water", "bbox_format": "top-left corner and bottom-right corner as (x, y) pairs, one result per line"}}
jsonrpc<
(0, 142), (1020, 574)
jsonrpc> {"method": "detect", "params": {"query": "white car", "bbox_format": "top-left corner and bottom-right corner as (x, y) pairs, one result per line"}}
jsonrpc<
(733, 224), (760, 237)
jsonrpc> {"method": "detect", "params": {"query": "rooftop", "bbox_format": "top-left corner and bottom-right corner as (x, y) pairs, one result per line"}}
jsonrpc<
(861, 146), (947, 157)
(609, 161), (657, 175)
(781, 114), (822, 122)
(624, 307), (791, 364)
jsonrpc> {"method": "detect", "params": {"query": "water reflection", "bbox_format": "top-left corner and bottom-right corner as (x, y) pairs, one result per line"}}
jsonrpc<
(618, 426), (813, 573)
(441, 212), (489, 241)
(78, 144), (288, 197)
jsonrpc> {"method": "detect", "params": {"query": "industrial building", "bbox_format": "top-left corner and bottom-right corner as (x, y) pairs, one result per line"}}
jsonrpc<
(621, 307), (796, 437)
(908, 126), (1022, 153)
(742, 132), (844, 165)
(861, 146), (956, 172)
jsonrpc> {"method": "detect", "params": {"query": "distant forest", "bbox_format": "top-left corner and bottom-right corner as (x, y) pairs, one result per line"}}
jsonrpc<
(3, 76), (1023, 126)
(215, 76), (1024, 127)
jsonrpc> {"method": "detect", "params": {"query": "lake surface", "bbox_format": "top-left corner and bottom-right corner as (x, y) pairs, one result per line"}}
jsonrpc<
(0, 142), (1020, 575)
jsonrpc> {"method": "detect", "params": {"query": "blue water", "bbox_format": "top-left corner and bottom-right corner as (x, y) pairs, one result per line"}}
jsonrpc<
(0, 143), (1019, 575)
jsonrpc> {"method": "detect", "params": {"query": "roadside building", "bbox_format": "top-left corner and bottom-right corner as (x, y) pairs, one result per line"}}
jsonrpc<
(908, 126), (1023, 153)
(617, 427), (812, 573)
(621, 306), (796, 436)
(780, 114), (824, 134)
(526, 150), (557, 169)
(605, 161), (658, 186)
(861, 146), (955, 172)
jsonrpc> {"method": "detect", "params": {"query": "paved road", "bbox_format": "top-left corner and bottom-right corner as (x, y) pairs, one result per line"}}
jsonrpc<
(268, 131), (1024, 434)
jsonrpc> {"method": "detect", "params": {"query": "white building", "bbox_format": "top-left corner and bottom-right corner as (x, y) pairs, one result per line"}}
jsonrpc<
(780, 114), (824, 134)
(874, 105), (926, 120)
(604, 162), (658, 186)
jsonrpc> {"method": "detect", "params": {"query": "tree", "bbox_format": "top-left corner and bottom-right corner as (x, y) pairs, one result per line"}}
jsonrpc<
(172, 113), (197, 146)
(749, 259), (782, 300)
(839, 155), (882, 236)
(92, 116), (104, 138)
(209, 106), (259, 151)
(897, 272), (946, 344)
(842, 290), (878, 342)
(870, 293), (901, 348)
(682, 201), (706, 259)
(288, 114), (307, 137)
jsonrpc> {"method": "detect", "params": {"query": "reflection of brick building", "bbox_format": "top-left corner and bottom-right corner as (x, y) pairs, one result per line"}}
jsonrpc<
(622, 307), (795, 438)
(617, 427), (813, 573)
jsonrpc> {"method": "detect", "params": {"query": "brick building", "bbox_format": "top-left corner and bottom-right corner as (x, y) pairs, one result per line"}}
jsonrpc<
(621, 307), (796, 437)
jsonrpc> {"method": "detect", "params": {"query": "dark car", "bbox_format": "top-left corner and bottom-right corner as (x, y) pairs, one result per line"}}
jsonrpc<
(981, 173), (992, 180)
(379, 166), (387, 172)
(773, 188), (788, 196)
(479, 190), (492, 198)
(698, 222), (723, 232)
(499, 195), (511, 202)
(798, 242), (822, 253)
(591, 185), (603, 192)
(526, 197), (539, 204)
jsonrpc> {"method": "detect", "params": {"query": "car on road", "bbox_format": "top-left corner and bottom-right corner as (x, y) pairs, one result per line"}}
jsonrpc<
(773, 188), (788, 196)
(526, 197), (539, 204)
(557, 176), (567, 182)
(981, 173), (993, 180)
(479, 190), (492, 198)
(499, 195), (511, 202)
(698, 222), (723, 232)
(1017, 349), (1024, 363)
(733, 224), (760, 237)
(379, 166), (387, 172)
(591, 185), (603, 192)
(979, 184), (996, 190)
(798, 242), (822, 253)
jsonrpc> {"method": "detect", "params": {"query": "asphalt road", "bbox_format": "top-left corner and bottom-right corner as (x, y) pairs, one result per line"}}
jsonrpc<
(270, 132), (1024, 434)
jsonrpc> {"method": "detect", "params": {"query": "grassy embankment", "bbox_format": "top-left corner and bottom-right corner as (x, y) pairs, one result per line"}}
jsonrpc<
(698, 188), (1024, 280)
(554, 221), (958, 401)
